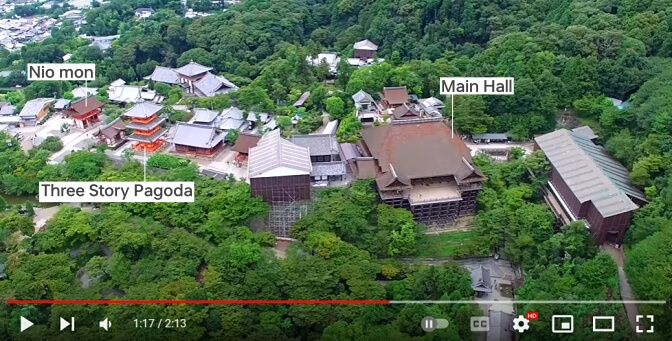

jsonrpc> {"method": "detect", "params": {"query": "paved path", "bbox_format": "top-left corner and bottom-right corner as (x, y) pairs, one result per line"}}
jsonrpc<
(602, 245), (640, 334)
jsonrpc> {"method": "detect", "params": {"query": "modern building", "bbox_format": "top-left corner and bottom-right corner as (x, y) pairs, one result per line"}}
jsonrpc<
(62, 95), (104, 129)
(353, 39), (378, 60)
(95, 117), (126, 147)
(534, 129), (648, 245)
(18, 98), (54, 126)
(248, 129), (312, 203)
(169, 122), (225, 156)
(289, 133), (347, 182)
(352, 89), (382, 123)
(379, 86), (409, 109)
(356, 117), (487, 223)
(121, 102), (166, 152)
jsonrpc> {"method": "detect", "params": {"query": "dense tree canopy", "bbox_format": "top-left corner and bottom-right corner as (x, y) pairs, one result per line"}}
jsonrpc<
(2, 0), (672, 339)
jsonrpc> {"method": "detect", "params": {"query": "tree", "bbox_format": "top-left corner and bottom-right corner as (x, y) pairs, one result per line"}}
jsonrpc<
(275, 116), (291, 130)
(24, 201), (34, 217)
(325, 96), (346, 120)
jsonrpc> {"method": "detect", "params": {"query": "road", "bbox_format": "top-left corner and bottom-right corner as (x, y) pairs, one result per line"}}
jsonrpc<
(602, 245), (641, 335)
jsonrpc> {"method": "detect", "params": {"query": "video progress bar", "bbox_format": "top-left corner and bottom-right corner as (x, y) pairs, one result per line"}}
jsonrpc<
(6, 299), (666, 305)
(390, 300), (667, 304)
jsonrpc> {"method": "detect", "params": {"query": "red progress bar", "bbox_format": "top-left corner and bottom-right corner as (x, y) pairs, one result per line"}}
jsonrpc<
(6, 299), (390, 305)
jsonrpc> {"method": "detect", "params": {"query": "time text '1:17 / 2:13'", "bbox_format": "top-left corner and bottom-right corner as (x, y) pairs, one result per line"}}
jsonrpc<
(134, 319), (187, 328)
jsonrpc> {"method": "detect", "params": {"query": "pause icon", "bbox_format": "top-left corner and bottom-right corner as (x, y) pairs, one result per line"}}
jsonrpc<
(421, 316), (437, 332)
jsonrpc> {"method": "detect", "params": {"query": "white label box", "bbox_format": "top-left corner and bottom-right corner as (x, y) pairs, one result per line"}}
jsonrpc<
(38, 182), (195, 203)
(440, 77), (514, 95)
(27, 63), (96, 81)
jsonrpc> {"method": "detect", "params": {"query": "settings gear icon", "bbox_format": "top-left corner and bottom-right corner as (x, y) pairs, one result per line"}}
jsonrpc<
(512, 315), (530, 333)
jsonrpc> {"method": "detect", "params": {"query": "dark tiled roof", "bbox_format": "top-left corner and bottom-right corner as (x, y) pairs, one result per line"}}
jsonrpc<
(288, 134), (340, 156)
(122, 102), (163, 119)
(98, 117), (126, 139)
(231, 133), (261, 154)
(145, 66), (180, 84)
(391, 103), (422, 120)
(359, 119), (485, 184)
(169, 122), (225, 149)
(194, 72), (238, 97)
(64, 96), (104, 115)
(381, 86), (409, 105)
(175, 62), (212, 77)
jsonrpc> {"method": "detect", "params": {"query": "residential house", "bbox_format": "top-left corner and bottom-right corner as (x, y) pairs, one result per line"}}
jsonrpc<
(62, 53), (72, 62)
(18, 98), (54, 126)
(534, 129), (648, 245)
(379, 86), (409, 109)
(352, 89), (382, 123)
(169, 122), (225, 156)
(289, 133), (347, 183)
(355, 117), (487, 223)
(95, 117), (126, 147)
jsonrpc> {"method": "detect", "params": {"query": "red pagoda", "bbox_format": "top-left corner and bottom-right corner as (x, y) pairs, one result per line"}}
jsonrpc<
(63, 95), (104, 129)
(122, 102), (166, 152)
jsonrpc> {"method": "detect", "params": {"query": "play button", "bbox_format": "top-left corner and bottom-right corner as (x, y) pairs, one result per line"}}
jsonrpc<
(20, 316), (34, 332)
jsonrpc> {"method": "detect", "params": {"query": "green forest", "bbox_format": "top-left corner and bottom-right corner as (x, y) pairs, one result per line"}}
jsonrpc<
(1, 0), (671, 340)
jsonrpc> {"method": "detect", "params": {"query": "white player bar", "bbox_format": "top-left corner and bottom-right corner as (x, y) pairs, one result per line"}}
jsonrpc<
(27, 63), (96, 81)
(390, 300), (666, 304)
(440, 77), (514, 95)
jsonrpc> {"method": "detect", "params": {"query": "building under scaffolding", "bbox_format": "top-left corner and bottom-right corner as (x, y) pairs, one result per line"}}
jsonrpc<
(249, 188), (317, 238)
(247, 129), (315, 237)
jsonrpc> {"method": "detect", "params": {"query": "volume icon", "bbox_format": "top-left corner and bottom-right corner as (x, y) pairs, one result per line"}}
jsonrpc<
(99, 318), (111, 331)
